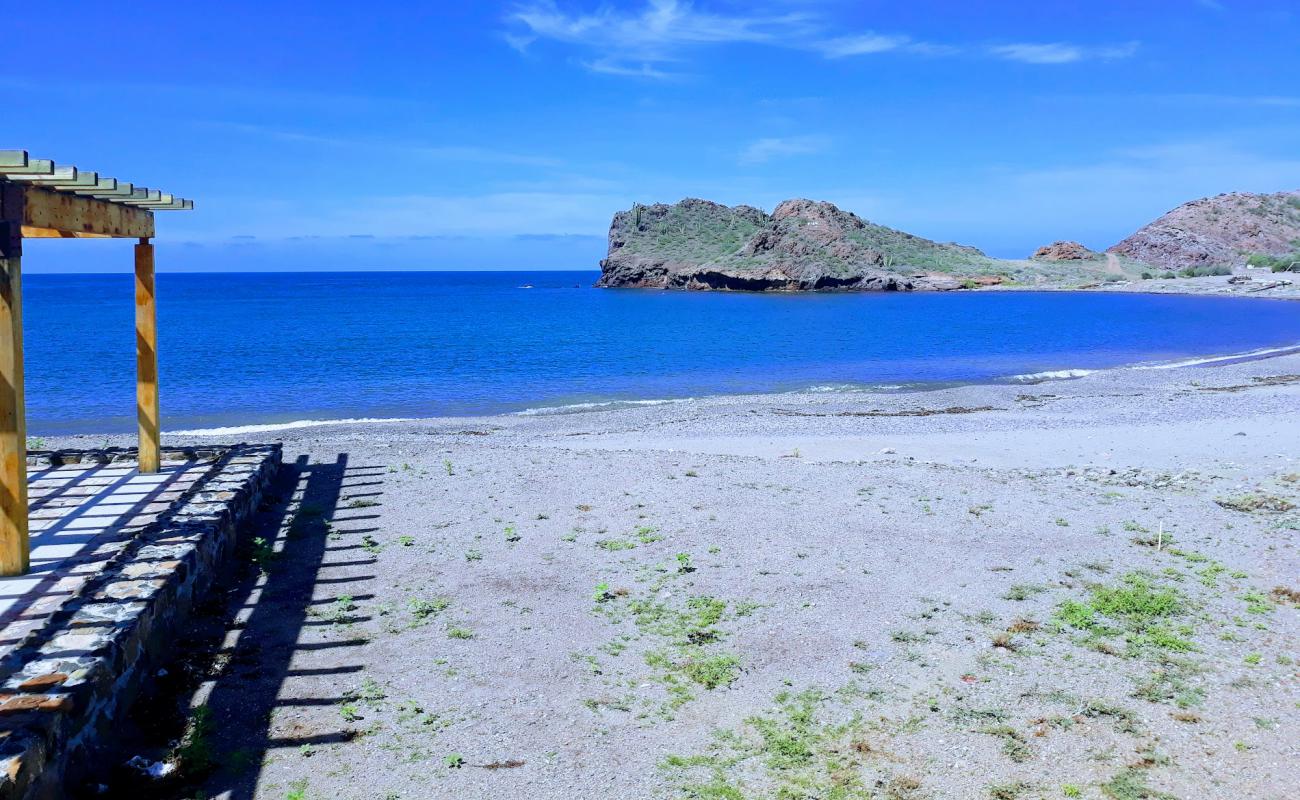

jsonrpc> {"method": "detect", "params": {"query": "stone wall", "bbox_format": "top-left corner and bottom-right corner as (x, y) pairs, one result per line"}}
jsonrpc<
(0, 444), (282, 799)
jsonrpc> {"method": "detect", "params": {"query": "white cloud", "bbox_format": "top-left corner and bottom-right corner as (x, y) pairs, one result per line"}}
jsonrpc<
(738, 135), (830, 165)
(989, 41), (1139, 65)
(506, 0), (809, 76)
(507, 2), (1141, 77)
(815, 33), (913, 58)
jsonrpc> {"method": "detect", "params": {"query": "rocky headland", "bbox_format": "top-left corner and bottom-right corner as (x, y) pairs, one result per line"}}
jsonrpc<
(596, 198), (1015, 292)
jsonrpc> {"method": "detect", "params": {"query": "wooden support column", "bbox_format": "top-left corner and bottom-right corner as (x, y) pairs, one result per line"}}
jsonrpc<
(0, 192), (29, 576)
(135, 238), (160, 473)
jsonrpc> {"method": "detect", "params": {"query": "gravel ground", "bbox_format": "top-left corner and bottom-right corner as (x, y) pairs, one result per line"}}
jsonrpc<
(56, 353), (1300, 800)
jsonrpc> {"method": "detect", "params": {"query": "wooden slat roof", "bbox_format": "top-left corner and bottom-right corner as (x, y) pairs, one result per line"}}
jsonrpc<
(0, 150), (193, 210)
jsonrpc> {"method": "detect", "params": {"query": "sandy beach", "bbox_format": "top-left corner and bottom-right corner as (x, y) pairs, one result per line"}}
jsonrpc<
(41, 346), (1298, 800)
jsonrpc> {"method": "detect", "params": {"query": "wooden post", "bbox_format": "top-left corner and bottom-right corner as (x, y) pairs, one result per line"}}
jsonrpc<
(0, 208), (29, 576)
(135, 238), (160, 473)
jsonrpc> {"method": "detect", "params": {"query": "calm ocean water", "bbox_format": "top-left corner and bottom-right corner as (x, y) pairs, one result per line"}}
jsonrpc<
(20, 271), (1300, 434)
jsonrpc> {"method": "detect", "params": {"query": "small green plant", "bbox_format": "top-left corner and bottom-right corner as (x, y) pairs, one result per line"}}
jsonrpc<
(251, 537), (277, 573)
(504, 525), (521, 543)
(1004, 584), (1047, 601)
(675, 552), (695, 573)
(409, 597), (450, 621)
(596, 538), (636, 551)
(447, 626), (475, 640)
(980, 724), (1031, 762)
(174, 705), (216, 775)
(397, 534), (415, 547)
(1062, 784), (1082, 798)
(444, 753), (466, 769)
(443, 459), (454, 475)
(1244, 652), (1262, 665)
(464, 548), (483, 561)
(635, 526), (663, 544)
(339, 703), (361, 722)
(285, 778), (310, 800)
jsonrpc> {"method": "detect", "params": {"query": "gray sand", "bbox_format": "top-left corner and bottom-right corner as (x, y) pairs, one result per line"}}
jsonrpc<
(54, 353), (1299, 799)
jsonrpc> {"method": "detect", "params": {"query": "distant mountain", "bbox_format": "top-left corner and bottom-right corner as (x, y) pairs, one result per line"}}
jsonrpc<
(596, 198), (1009, 291)
(1108, 191), (1300, 270)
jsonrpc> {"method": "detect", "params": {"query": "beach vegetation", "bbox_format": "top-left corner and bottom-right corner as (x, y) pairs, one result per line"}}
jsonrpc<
(1003, 584), (1048, 601)
(1099, 768), (1177, 799)
(988, 782), (1034, 799)
(447, 626), (475, 639)
(175, 704), (217, 775)
(1246, 251), (1300, 272)
(408, 596), (450, 624)
(1215, 493), (1294, 513)
(636, 525), (664, 543)
(1177, 264), (1231, 277)
(250, 536), (277, 572)
(596, 538), (637, 551)
(285, 779), (309, 800)
(980, 724), (1032, 762)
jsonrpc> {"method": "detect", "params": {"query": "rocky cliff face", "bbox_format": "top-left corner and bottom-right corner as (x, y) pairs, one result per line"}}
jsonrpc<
(1031, 241), (1098, 261)
(1108, 191), (1300, 270)
(597, 198), (1005, 291)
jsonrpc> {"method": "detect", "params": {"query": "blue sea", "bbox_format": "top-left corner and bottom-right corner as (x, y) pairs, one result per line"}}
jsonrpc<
(19, 271), (1300, 435)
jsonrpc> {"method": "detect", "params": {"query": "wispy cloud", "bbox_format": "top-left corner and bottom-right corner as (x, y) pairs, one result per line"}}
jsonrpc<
(989, 41), (1139, 65)
(206, 122), (564, 168)
(739, 135), (830, 165)
(813, 33), (913, 58)
(505, 1), (1140, 77)
(506, 0), (809, 77)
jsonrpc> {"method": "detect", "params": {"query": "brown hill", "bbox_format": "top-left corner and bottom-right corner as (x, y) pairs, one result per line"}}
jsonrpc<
(1108, 191), (1300, 270)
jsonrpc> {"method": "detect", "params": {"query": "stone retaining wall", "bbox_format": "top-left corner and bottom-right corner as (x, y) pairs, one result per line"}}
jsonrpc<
(0, 444), (282, 799)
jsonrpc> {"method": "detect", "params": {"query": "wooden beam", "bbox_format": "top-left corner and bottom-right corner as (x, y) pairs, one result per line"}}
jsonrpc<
(0, 159), (52, 177)
(19, 226), (111, 239)
(135, 239), (161, 473)
(0, 191), (29, 576)
(0, 151), (28, 169)
(20, 184), (154, 238)
(4, 166), (76, 183)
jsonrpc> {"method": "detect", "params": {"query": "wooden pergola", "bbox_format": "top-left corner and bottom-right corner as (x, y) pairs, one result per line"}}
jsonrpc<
(0, 151), (193, 576)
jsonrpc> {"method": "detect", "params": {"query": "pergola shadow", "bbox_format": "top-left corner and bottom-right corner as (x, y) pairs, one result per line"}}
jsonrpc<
(78, 453), (385, 800)
(0, 460), (212, 652)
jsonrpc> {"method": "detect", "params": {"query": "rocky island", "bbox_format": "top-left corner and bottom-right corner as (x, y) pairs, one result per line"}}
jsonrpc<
(597, 191), (1300, 292)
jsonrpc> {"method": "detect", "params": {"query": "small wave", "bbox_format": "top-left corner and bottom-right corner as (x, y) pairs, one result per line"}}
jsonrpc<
(1133, 343), (1300, 370)
(168, 417), (417, 436)
(1010, 368), (1097, 383)
(514, 398), (690, 416)
(803, 383), (906, 393)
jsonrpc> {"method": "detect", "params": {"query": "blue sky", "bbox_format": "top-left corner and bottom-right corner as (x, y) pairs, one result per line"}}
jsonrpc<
(9, 0), (1300, 272)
